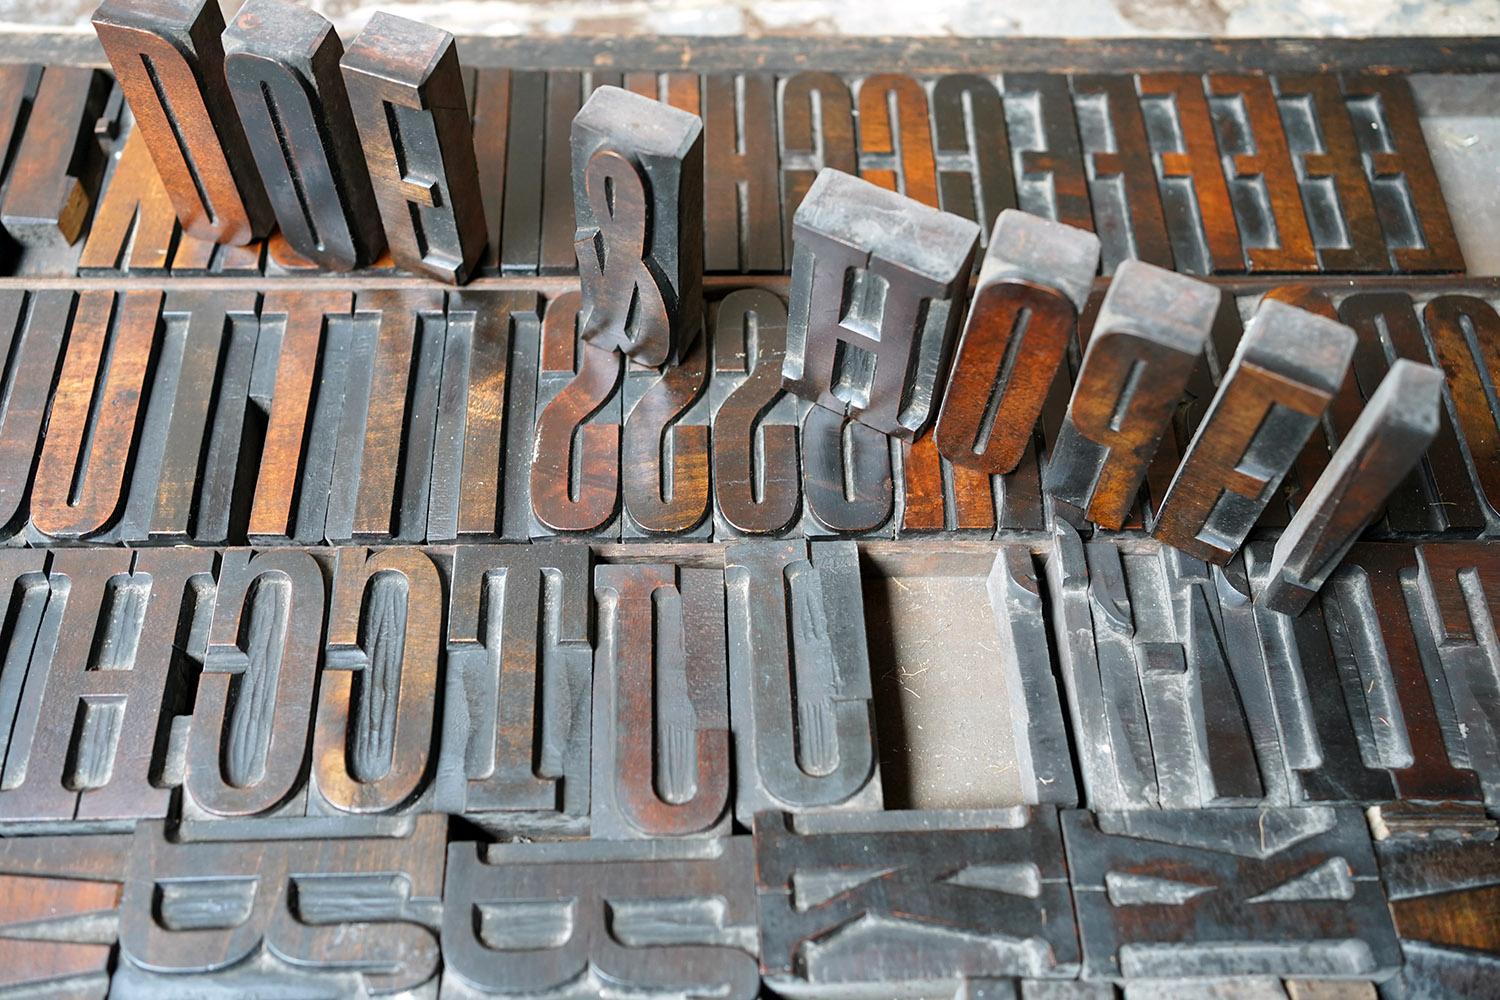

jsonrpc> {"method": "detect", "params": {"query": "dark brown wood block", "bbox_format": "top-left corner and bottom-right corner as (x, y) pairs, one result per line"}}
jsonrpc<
(470, 67), (510, 273)
(703, 73), (782, 272)
(31, 290), (161, 542)
(92, 0), (272, 245)
(591, 563), (731, 838)
(499, 69), (544, 274)
(1072, 74), (1174, 271)
(341, 12), (486, 283)
(1423, 294), (1500, 527)
(801, 402), (895, 537)
(529, 289), (623, 538)
(621, 329), (712, 537)
(0, 291), (70, 540)
(710, 288), (802, 538)
(779, 72), (855, 262)
(314, 546), (442, 815)
(0, 66), (110, 248)
(224, 0), (385, 271)
(898, 434), (997, 537)
(1002, 73), (1094, 232)
(857, 73), (939, 208)
(1154, 298), (1355, 564)
(1380, 838), (1500, 998)
(77, 128), (183, 273)
(932, 74), (1016, 242)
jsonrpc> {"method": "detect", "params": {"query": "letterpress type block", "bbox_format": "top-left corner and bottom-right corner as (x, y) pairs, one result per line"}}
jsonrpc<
(92, 0), (272, 244)
(438, 544), (592, 833)
(1071, 74), (1174, 272)
(1063, 807), (1401, 981)
(442, 837), (759, 998)
(0, 66), (111, 249)
(783, 168), (979, 440)
(592, 563), (731, 838)
(622, 330), (712, 537)
(0, 291), (69, 542)
(724, 539), (881, 823)
(780, 73), (855, 259)
(1378, 837), (1500, 997)
(223, 0), (384, 271)
(1002, 74), (1094, 231)
(711, 289), (802, 538)
(1045, 260), (1217, 530)
(756, 808), (1080, 995)
(1261, 361), (1444, 615)
(1423, 295), (1500, 530)
(800, 402), (896, 538)
(341, 13), (486, 283)
(115, 816), (445, 996)
(1153, 299), (1355, 564)
(934, 209), (1099, 475)
(572, 85), (703, 367)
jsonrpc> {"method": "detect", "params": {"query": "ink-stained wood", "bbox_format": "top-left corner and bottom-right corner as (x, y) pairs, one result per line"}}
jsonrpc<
(183, 548), (325, 819)
(116, 816), (444, 996)
(933, 210), (1099, 474)
(313, 546), (442, 815)
(932, 74), (1016, 241)
(622, 327), (712, 537)
(470, 67), (510, 273)
(441, 837), (759, 999)
(1153, 298), (1355, 564)
(341, 12), (486, 283)
(246, 290), (354, 543)
(703, 73), (782, 272)
(1139, 73), (1244, 274)
(710, 288), (802, 538)
(0, 548), (211, 826)
(92, 0), (272, 245)
(724, 539), (882, 822)
(1072, 74), (1175, 272)
(782, 168), (979, 440)
(898, 434), (999, 537)
(1045, 260), (1218, 530)
(438, 543), (592, 832)
(31, 290), (161, 542)
(1379, 838), (1500, 999)
(1423, 295), (1500, 526)
(1342, 74), (1464, 274)
(499, 69), (544, 274)
(857, 73), (939, 208)
(0, 290), (70, 540)
(801, 402), (896, 537)
(77, 129), (182, 273)
(756, 808), (1080, 991)
(1261, 362), (1444, 615)
(779, 72), (855, 261)
(1002, 73), (1094, 232)
(223, 0), (384, 271)
(529, 290), (624, 538)
(591, 563), (731, 838)
(0, 66), (110, 248)
(1207, 73), (1319, 273)
(572, 85), (704, 367)
(119, 289), (258, 544)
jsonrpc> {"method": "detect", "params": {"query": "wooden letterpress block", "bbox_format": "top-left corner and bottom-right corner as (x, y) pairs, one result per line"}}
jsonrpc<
(1071, 74), (1174, 272)
(1045, 260), (1217, 530)
(857, 73), (939, 208)
(224, 0), (385, 271)
(1261, 361), (1444, 615)
(800, 401), (897, 538)
(92, 0), (273, 244)
(1001, 73), (1094, 231)
(782, 168), (979, 440)
(779, 72), (855, 260)
(0, 291), (69, 542)
(621, 331), (713, 538)
(591, 563), (731, 838)
(572, 85), (703, 367)
(1153, 298), (1355, 565)
(702, 73), (781, 272)
(0, 66), (111, 248)
(438, 544), (592, 834)
(340, 13), (486, 283)
(934, 209), (1099, 475)
(932, 74), (1016, 241)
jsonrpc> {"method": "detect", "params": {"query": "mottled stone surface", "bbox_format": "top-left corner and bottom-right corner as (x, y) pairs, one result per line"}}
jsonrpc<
(10, 0), (1500, 35)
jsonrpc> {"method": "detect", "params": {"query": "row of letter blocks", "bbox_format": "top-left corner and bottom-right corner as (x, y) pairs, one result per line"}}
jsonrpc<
(0, 533), (1498, 995)
(0, 281), (1493, 545)
(0, 20), (1464, 278)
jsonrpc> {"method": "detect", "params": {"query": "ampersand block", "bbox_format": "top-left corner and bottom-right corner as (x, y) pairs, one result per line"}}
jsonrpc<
(783, 167), (980, 440)
(572, 85), (704, 368)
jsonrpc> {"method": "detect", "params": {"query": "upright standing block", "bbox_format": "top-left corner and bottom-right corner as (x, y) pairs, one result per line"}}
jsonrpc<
(92, 0), (272, 245)
(783, 168), (979, 440)
(224, 0), (384, 271)
(1045, 260), (1218, 529)
(1260, 360), (1445, 615)
(340, 13), (485, 283)
(572, 85), (704, 367)
(934, 209), (1099, 474)
(1153, 298), (1355, 564)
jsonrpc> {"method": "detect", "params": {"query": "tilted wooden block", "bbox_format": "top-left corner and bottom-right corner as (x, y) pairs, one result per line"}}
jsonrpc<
(572, 85), (704, 367)
(1045, 260), (1217, 530)
(934, 209), (1098, 475)
(1153, 298), (1355, 564)
(340, 12), (486, 283)
(92, 0), (273, 245)
(783, 167), (979, 440)
(223, 0), (385, 271)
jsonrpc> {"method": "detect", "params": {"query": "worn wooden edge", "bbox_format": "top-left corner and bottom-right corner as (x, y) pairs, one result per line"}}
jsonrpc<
(1, 30), (1497, 74)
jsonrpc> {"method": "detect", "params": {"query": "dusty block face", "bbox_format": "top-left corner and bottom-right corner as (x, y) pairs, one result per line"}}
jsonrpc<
(1045, 259), (1218, 530)
(223, 0), (384, 271)
(934, 209), (1100, 475)
(572, 85), (704, 368)
(782, 167), (980, 441)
